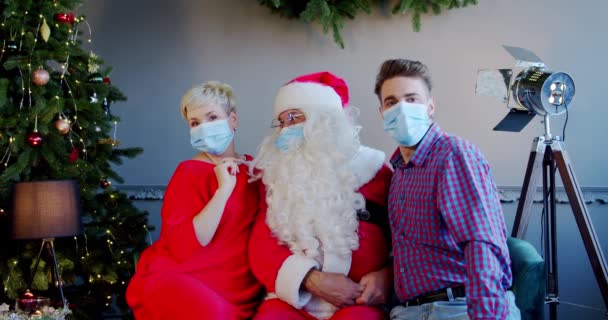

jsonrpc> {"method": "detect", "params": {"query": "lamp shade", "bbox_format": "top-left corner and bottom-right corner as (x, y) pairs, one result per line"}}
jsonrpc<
(11, 180), (82, 239)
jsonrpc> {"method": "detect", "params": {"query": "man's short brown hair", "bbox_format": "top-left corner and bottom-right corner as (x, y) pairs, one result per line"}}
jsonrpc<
(374, 59), (432, 99)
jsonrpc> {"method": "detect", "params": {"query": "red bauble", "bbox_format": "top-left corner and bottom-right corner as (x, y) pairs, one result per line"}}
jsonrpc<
(17, 290), (37, 311)
(100, 178), (111, 189)
(26, 132), (43, 147)
(54, 12), (75, 24)
(102, 77), (111, 85)
(69, 147), (78, 163)
(32, 68), (50, 86)
(55, 118), (70, 135)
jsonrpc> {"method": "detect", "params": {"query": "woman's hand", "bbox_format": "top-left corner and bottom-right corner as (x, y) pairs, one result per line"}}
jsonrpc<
(214, 159), (239, 194)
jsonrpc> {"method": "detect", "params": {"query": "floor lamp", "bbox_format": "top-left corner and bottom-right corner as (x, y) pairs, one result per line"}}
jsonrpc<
(11, 180), (82, 308)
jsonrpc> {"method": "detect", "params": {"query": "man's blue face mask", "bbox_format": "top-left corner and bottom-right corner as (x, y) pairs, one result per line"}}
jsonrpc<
(190, 119), (234, 155)
(383, 101), (432, 147)
(274, 124), (305, 152)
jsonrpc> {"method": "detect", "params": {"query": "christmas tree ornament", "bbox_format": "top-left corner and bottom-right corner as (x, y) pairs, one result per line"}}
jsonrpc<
(98, 138), (120, 146)
(69, 147), (78, 163)
(40, 17), (51, 42)
(88, 51), (100, 73)
(54, 12), (75, 24)
(16, 290), (50, 314)
(90, 92), (99, 103)
(5, 40), (18, 52)
(0, 208), (6, 217)
(103, 77), (111, 85)
(100, 178), (111, 189)
(26, 131), (43, 147)
(102, 98), (112, 118)
(16, 290), (36, 311)
(27, 115), (43, 147)
(32, 68), (50, 86)
(87, 72), (103, 83)
(55, 118), (70, 135)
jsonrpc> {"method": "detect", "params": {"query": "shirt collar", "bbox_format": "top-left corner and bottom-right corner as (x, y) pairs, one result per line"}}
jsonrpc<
(389, 123), (443, 168)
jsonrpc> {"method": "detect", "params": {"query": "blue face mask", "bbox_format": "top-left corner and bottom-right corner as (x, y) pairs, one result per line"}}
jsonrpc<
(190, 119), (234, 155)
(383, 101), (432, 147)
(274, 124), (304, 152)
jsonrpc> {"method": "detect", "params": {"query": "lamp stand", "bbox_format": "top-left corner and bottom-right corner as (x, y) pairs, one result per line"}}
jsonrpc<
(28, 238), (67, 308)
(512, 119), (608, 320)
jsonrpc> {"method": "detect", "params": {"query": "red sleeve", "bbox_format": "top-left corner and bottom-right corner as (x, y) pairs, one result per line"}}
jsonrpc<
(358, 164), (392, 206)
(158, 163), (209, 262)
(248, 185), (292, 292)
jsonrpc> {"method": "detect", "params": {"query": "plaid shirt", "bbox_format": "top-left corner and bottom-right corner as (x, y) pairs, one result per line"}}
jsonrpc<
(389, 123), (512, 319)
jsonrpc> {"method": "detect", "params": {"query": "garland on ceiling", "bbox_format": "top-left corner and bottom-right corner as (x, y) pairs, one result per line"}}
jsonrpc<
(257, 0), (479, 48)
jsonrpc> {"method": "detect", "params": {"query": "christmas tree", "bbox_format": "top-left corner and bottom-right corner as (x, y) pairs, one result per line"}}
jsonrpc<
(0, 0), (152, 318)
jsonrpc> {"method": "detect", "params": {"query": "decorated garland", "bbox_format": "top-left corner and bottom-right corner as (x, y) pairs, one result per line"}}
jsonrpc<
(258, 0), (478, 48)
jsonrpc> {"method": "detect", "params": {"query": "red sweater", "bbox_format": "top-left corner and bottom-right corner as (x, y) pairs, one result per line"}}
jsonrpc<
(127, 159), (262, 319)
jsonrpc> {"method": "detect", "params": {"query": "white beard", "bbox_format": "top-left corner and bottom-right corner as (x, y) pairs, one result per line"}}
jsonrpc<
(253, 108), (364, 259)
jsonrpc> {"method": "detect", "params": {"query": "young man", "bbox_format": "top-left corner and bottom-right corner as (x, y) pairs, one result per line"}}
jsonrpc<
(249, 72), (393, 320)
(374, 59), (520, 320)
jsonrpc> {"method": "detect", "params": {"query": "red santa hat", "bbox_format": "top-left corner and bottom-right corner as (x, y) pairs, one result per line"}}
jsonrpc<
(274, 71), (349, 117)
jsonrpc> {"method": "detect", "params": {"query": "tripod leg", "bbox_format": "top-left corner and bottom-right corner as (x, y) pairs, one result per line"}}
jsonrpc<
(512, 138), (546, 238)
(543, 147), (559, 320)
(27, 239), (47, 290)
(553, 142), (608, 309)
(47, 240), (67, 308)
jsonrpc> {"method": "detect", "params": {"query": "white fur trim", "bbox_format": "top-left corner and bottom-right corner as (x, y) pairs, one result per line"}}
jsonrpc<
(350, 146), (386, 188)
(305, 297), (338, 320)
(321, 252), (351, 275)
(275, 254), (319, 309)
(274, 82), (342, 117)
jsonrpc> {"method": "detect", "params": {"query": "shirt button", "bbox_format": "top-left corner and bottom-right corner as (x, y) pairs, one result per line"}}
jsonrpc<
(400, 268), (405, 273)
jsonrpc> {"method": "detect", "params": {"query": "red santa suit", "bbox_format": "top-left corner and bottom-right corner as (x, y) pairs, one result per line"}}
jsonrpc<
(126, 158), (262, 319)
(250, 146), (392, 320)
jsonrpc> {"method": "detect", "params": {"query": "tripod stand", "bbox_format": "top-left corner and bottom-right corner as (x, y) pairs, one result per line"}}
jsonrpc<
(511, 115), (608, 320)
(28, 238), (67, 308)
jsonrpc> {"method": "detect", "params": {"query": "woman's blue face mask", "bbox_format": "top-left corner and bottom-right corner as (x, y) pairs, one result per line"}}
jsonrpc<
(190, 119), (234, 155)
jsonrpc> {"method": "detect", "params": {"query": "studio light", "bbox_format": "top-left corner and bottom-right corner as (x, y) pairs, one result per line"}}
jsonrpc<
(475, 46), (608, 320)
(475, 46), (575, 132)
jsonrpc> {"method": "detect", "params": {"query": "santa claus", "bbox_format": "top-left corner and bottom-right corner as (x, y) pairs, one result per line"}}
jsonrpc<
(249, 72), (393, 320)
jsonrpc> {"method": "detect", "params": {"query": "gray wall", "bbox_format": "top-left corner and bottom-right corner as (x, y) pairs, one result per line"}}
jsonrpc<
(80, 0), (608, 318)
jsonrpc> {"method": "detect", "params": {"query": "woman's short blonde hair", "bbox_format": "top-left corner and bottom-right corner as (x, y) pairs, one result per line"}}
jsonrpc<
(180, 81), (236, 120)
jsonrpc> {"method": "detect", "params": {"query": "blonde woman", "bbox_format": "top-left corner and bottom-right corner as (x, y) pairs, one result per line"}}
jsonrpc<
(127, 82), (262, 319)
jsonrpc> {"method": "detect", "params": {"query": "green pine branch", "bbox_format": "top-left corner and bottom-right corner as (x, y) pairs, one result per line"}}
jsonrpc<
(258, 0), (479, 47)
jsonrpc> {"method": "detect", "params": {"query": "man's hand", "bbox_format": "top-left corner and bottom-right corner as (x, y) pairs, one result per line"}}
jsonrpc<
(355, 265), (393, 306)
(303, 269), (363, 308)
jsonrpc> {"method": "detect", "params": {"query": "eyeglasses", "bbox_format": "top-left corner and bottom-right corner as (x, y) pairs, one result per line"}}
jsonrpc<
(270, 111), (306, 128)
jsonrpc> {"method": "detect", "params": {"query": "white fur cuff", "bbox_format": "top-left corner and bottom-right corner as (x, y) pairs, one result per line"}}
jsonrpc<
(275, 254), (320, 309)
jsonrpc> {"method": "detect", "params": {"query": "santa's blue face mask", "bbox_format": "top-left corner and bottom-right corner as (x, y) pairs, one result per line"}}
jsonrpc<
(190, 119), (234, 155)
(383, 101), (432, 147)
(274, 124), (304, 152)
